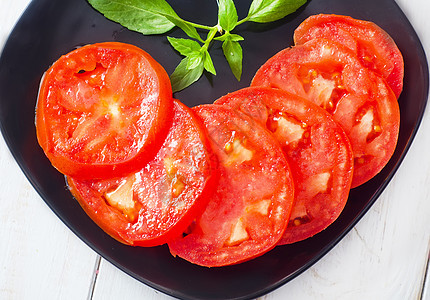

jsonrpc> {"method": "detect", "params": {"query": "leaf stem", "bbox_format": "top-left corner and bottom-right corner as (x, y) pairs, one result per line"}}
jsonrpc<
(209, 27), (219, 40)
(182, 20), (214, 31)
(236, 16), (250, 27)
(193, 26), (217, 53)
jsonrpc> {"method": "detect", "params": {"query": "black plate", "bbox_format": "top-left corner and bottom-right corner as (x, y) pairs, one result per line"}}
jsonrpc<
(0, 0), (428, 299)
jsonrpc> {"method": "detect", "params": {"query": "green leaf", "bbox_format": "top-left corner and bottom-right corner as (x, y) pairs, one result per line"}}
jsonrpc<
(163, 16), (203, 42)
(170, 57), (204, 92)
(167, 37), (201, 56)
(88, 0), (177, 35)
(228, 34), (244, 42)
(203, 50), (216, 75)
(222, 37), (243, 81)
(186, 53), (203, 69)
(89, 0), (308, 91)
(167, 37), (204, 70)
(217, 0), (238, 32)
(214, 33), (244, 42)
(247, 0), (307, 23)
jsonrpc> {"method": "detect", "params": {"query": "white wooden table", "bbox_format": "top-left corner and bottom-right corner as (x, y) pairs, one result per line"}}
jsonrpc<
(0, 0), (429, 299)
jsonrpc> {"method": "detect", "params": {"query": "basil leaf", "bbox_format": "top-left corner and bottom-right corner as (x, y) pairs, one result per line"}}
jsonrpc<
(218, 0), (238, 32)
(203, 50), (216, 75)
(167, 37), (204, 70)
(247, 0), (307, 23)
(88, 0), (176, 35)
(186, 53), (204, 69)
(170, 57), (204, 92)
(167, 37), (201, 56)
(214, 33), (244, 42)
(222, 37), (243, 81)
(228, 34), (244, 42)
(163, 16), (203, 42)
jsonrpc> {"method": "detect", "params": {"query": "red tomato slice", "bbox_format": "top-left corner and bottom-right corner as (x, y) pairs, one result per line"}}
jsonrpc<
(251, 38), (400, 188)
(36, 42), (173, 179)
(294, 14), (404, 98)
(168, 105), (295, 266)
(66, 100), (218, 247)
(215, 87), (354, 244)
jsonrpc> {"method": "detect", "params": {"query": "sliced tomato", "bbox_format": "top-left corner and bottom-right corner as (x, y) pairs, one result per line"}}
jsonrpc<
(66, 100), (218, 246)
(36, 42), (173, 179)
(215, 87), (354, 244)
(251, 38), (400, 188)
(294, 14), (404, 98)
(168, 105), (295, 266)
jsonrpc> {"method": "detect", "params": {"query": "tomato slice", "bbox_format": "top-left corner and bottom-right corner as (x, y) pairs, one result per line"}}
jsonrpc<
(66, 100), (218, 246)
(251, 38), (400, 188)
(294, 14), (404, 98)
(168, 105), (295, 266)
(36, 42), (173, 179)
(215, 87), (354, 244)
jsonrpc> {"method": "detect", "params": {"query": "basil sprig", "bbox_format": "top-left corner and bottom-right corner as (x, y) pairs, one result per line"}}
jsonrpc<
(88, 0), (307, 92)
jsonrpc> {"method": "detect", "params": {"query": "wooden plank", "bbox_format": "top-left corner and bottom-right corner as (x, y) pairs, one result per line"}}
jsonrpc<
(92, 260), (175, 300)
(420, 249), (429, 299)
(0, 140), (99, 299)
(0, 1), (99, 299)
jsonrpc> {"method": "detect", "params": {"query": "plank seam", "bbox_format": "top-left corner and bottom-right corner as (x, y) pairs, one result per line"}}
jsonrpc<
(87, 255), (102, 300)
(419, 241), (430, 300)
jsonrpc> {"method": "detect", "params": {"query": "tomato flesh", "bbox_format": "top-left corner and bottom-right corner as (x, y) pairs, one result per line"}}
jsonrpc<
(67, 100), (218, 246)
(36, 42), (173, 179)
(294, 14), (404, 98)
(251, 38), (400, 187)
(215, 87), (354, 243)
(168, 105), (294, 266)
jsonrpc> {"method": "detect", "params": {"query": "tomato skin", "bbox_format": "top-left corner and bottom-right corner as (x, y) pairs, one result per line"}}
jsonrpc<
(251, 38), (400, 188)
(294, 14), (404, 98)
(36, 42), (173, 179)
(168, 104), (295, 266)
(215, 87), (354, 244)
(67, 100), (219, 247)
